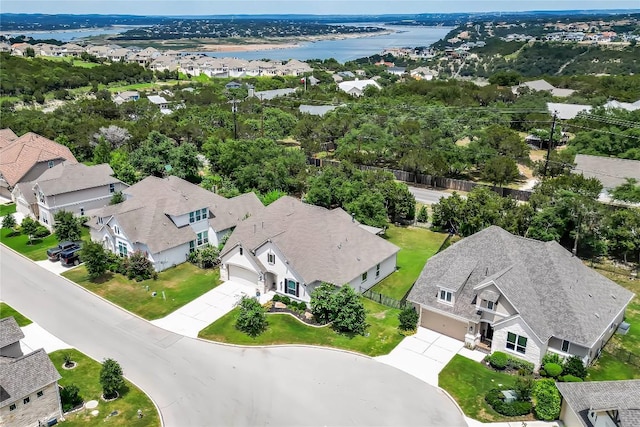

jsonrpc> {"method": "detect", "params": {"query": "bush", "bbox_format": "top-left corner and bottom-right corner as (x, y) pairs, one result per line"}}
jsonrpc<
(310, 282), (335, 324)
(235, 296), (268, 337)
(33, 226), (50, 238)
(508, 357), (534, 375)
(330, 286), (367, 335)
(489, 351), (509, 369)
(1, 213), (16, 229)
(485, 389), (532, 416)
(532, 379), (561, 421)
(563, 355), (587, 379)
(543, 363), (563, 378)
(541, 352), (562, 366)
(558, 374), (583, 382)
(126, 250), (155, 281)
(100, 359), (124, 399)
(417, 205), (428, 223)
(60, 384), (83, 412)
(514, 376), (534, 401)
(398, 307), (419, 331)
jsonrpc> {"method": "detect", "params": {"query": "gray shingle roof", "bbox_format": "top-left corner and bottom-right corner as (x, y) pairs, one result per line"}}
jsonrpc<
(574, 154), (640, 190)
(252, 88), (296, 100)
(556, 380), (640, 427)
(221, 196), (399, 285)
(0, 317), (25, 349)
(34, 163), (124, 196)
(0, 348), (61, 408)
(407, 226), (634, 346)
(298, 105), (339, 116)
(547, 102), (592, 120)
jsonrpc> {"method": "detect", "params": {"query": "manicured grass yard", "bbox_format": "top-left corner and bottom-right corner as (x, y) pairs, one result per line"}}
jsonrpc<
(62, 263), (220, 320)
(370, 225), (448, 300)
(0, 302), (32, 326)
(199, 298), (404, 356)
(587, 266), (640, 380)
(439, 355), (521, 423)
(0, 203), (17, 217)
(0, 226), (90, 261)
(49, 349), (159, 427)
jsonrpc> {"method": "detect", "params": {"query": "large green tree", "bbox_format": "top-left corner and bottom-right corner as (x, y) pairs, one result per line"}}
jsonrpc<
(54, 210), (82, 242)
(81, 240), (109, 280)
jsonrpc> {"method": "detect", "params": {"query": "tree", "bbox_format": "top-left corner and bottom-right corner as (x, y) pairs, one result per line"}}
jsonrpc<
(398, 307), (419, 331)
(532, 149), (575, 178)
(310, 282), (336, 324)
(100, 358), (124, 399)
(605, 208), (640, 264)
(481, 156), (520, 187)
(330, 286), (367, 335)
(125, 251), (155, 281)
(2, 213), (16, 229)
(20, 217), (39, 243)
(24, 47), (35, 57)
(488, 71), (522, 86)
(54, 210), (82, 242)
(235, 296), (268, 337)
(93, 125), (131, 149)
(81, 240), (109, 280)
(417, 206), (429, 223)
(514, 376), (534, 401)
(110, 191), (125, 205)
(60, 384), (83, 412)
(93, 137), (111, 164)
(563, 355), (587, 380)
(611, 178), (640, 203)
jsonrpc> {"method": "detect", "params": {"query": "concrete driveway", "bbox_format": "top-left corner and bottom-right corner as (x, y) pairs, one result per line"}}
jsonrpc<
(151, 280), (274, 337)
(35, 259), (81, 275)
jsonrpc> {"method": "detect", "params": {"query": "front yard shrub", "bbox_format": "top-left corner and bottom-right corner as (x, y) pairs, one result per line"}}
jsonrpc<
(485, 389), (532, 416)
(558, 374), (583, 382)
(310, 282), (336, 324)
(82, 240), (109, 280)
(543, 363), (563, 378)
(398, 307), (419, 331)
(100, 358), (124, 400)
(532, 379), (561, 421)
(507, 357), (534, 375)
(417, 205), (428, 222)
(60, 384), (83, 412)
(187, 244), (220, 269)
(541, 352), (562, 366)
(489, 351), (509, 369)
(125, 250), (156, 281)
(236, 296), (268, 337)
(514, 375), (534, 401)
(563, 355), (587, 379)
(34, 225), (50, 238)
(1, 213), (16, 229)
(330, 286), (367, 335)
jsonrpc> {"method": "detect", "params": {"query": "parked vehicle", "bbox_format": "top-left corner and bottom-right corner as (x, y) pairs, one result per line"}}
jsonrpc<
(60, 246), (82, 267)
(46, 241), (80, 261)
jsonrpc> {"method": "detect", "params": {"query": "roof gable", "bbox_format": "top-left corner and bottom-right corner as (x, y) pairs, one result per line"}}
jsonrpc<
(34, 163), (122, 196)
(0, 348), (61, 408)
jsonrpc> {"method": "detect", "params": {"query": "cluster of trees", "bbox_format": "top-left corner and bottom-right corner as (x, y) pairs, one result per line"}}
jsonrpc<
(310, 283), (367, 335)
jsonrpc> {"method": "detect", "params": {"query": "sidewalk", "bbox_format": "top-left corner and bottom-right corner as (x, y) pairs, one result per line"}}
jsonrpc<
(20, 322), (71, 354)
(151, 280), (274, 338)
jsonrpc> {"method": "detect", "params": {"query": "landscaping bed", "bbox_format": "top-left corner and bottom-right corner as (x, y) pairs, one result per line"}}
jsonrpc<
(49, 349), (159, 427)
(62, 263), (220, 320)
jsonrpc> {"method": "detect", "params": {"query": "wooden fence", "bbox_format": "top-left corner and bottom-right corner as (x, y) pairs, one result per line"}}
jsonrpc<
(307, 157), (532, 202)
(361, 289), (408, 310)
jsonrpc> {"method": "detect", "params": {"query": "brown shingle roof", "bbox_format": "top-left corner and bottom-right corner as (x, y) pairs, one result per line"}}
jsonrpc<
(0, 348), (61, 408)
(0, 132), (77, 187)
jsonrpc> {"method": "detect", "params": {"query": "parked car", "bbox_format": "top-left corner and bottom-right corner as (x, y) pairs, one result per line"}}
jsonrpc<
(46, 241), (80, 261)
(60, 246), (82, 267)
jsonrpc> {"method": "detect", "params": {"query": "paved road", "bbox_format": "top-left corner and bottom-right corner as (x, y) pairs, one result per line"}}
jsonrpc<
(1, 246), (467, 427)
(407, 186), (455, 204)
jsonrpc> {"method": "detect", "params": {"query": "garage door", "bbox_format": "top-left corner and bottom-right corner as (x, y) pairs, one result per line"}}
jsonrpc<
(228, 265), (258, 287)
(421, 309), (467, 341)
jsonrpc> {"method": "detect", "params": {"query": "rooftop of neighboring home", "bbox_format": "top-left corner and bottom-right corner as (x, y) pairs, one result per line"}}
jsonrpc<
(0, 128), (18, 149)
(513, 79), (575, 97)
(408, 226), (634, 347)
(547, 102), (592, 120)
(556, 380), (640, 427)
(298, 104), (340, 116)
(0, 317), (24, 349)
(0, 348), (61, 409)
(221, 196), (400, 286)
(251, 88), (297, 100)
(0, 132), (78, 187)
(573, 154), (640, 190)
(604, 99), (640, 112)
(33, 163), (125, 196)
(147, 95), (169, 105)
(337, 79), (382, 93)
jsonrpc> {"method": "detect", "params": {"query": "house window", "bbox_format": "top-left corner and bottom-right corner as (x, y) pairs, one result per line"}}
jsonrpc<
(239, 247), (243, 256)
(189, 212), (195, 223)
(109, 183), (115, 193)
(196, 231), (208, 246)
(376, 263), (380, 278)
(37, 390), (44, 398)
(118, 241), (128, 257)
(98, 217), (103, 225)
(506, 332), (528, 354)
(48, 160), (54, 168)
(487, 301), (495, 311)
(286, 279), (298, 297)
(114, 226), (120, 235)
(195, 209), (202, 222)
(562, 340), (570, 352)
(9, 404), (16, 411)
(267, 253), (275, 265)
(362, 272), (368, 282)
(189, 241), (195, 253)
(39, 192), (45, 203)
(201, 208), (207, 219)
(23, 397), (30, 404)
(439, 290), (453, 303)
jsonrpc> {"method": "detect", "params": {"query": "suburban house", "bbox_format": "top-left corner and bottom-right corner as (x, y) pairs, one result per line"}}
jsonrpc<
(556, 380), (640, 427)
(113, 90), (140, 105)
(0, 129), (18, 149)
(407, 226), (634, 370)
(219, 196), (400, 302)
(0, 317), (63, 427)
(512, 79), (575, 97)
(12, 163), (128, 230)
(337, 79), (382, 97)
(547, 102), (592, 120)
(573, 154), (640, 203)
(0, 132), (77, 199)
(88, 175), (263, 272)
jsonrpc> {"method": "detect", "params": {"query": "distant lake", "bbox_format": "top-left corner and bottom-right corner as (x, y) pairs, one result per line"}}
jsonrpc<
(201, 24), (453, 62)
(6, 26), (138, 42)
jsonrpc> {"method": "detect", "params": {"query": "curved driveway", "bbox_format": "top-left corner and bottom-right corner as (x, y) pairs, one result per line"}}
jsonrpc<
(1, 246), (466, 427)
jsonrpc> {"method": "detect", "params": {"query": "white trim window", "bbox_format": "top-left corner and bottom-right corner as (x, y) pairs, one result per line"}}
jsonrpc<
(196, 231), (209, 246)
(506, 332), (527, 354)
(361, 271), (368, 283)
(376, 263), (380, 278)
(117, 241), (128, 257)
(267, 253), (275, 265)
(439, 289), (453, 304)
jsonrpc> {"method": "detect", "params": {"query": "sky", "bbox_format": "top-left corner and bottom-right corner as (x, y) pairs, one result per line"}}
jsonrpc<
(2, 0), (639, 16)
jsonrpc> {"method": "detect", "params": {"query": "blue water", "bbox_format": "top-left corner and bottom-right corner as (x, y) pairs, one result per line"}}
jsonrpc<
(7, 26), (138, 42)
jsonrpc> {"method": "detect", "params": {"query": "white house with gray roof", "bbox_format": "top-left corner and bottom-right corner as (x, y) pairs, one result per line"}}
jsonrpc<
(557, 380), (640, 427)
(88, 176), (263, 272)
(407, 226), (634, 370)
(219, 196), (399, 301)
(573, 154), (640, 203)
(13, 162), (128, 230)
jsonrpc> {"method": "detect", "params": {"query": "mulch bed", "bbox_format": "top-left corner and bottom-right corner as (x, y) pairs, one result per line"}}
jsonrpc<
(267, 306), (321, 326)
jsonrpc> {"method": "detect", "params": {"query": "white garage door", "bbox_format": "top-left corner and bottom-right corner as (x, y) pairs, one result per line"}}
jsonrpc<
(228, 265), (258, 287)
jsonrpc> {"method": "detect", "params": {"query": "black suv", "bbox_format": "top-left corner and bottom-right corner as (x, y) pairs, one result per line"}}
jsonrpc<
(60, 246), (82, 267)
(46, 241), (80, 261)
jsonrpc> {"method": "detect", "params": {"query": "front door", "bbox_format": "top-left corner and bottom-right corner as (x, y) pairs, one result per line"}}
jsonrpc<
(486, 324), (494, 341)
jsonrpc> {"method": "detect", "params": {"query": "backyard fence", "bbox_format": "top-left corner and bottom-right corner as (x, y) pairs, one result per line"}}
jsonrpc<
(307, 157), (532, 201)
(607, 346), (640, 368)
(362, 289), (408, 310)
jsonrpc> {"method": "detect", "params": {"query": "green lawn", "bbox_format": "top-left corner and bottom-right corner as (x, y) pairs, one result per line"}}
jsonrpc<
(49, 349), (159, 427)
(0, 302), (32, 326)
(587, 266), (640, 380)
(62, 263), (220, 320)
(370, 226), (448, 300)
(439, 355), (521, 423)
(0, 226), (90, 261)
(199, 298), (404, 356)
(42, 56), (100, 68)
(0, 203), (17, 217)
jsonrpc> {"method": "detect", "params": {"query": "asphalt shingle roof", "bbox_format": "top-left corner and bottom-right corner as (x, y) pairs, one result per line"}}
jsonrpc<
(556, 380), (640, 427)
(0, 348), (61, 408)
(0, 317), (24, 349)
(34, 163), (123, 196)
(574, 154), (640, 190)
(407, 226), (634, 347)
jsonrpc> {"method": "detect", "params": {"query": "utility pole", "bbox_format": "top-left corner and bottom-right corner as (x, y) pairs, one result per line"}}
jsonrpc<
(542, 110), (558, 178)
(231, 97), (238, 140)
(260, 94), (264, 138)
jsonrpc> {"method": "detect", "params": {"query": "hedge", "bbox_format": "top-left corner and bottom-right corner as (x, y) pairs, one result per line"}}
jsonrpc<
(532, 379), (561, 421)
(488, 351), (534, 374)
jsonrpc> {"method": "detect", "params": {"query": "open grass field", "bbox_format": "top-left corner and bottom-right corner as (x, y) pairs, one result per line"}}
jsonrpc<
(62, 263), (220, 320)
(0, 302), (32, 326)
